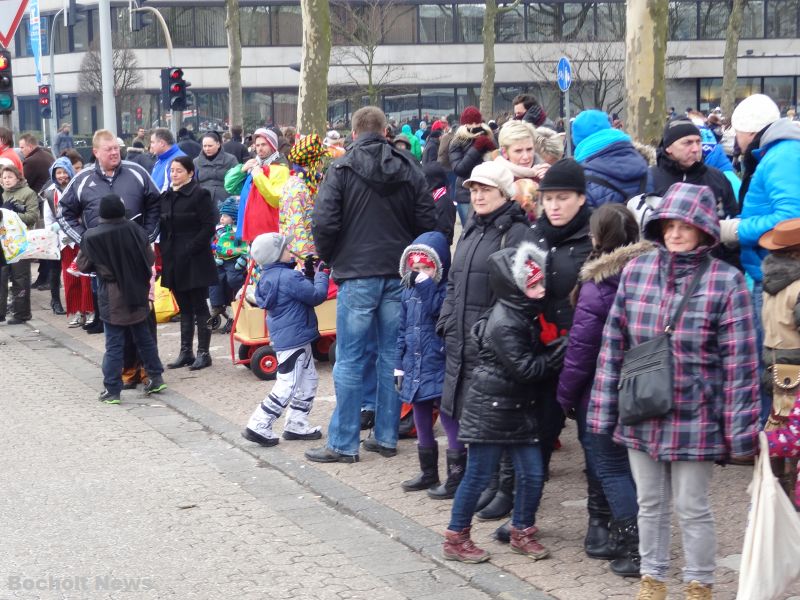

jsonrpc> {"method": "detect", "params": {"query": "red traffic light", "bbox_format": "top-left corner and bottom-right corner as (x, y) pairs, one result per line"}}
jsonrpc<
(169, 68), (183, 80)
(38, 84), (50, 106)
(0, 55), (9, 71)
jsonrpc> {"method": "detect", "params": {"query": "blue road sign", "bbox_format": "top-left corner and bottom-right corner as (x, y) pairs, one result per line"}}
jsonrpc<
(557, 57), (572, 92)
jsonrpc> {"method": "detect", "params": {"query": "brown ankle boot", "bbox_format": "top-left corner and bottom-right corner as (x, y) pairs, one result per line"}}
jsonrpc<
(510, 525), (549, 560)
(637, 575), (667, 600)
(442, 527), (490, 563)
(685, 580), (712, 600)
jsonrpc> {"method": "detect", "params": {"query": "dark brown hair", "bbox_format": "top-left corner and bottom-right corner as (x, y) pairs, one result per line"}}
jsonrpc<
(589, 203), (640, 255)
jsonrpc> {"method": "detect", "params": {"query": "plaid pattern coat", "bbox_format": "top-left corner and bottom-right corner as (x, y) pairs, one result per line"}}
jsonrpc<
(587, 182), (759, 461)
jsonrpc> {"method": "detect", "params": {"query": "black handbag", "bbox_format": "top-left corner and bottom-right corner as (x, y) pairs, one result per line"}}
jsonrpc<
(618, 257), (710, 426)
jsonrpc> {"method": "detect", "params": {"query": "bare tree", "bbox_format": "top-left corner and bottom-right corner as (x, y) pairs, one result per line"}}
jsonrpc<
(479, 1), (522, 118)
(330, 0), (412, 105)
(297, 0), (331, 135)
(721, 0), (746, 117)
(78, 41), (142, 99)
(625, 0), (668, 145)
(225, 0), (243, 129)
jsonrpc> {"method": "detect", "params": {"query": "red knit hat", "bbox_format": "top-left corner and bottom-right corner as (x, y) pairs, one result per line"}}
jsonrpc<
(431, 120), (447, 132)
(460, 106), (483, 125)
(525, 259), (544, 289)
(407, 251), (436, 270)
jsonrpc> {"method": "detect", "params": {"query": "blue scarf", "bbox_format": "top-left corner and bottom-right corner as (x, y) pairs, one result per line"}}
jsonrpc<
(574, 128), (631, 162)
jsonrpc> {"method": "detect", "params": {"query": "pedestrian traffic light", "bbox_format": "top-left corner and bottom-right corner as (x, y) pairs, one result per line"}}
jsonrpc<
(38, 84), (52, 119)
(167, 67), (187, 112)
(0, 50), (13, 115)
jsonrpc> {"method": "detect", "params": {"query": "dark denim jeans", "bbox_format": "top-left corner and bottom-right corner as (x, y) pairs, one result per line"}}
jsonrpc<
(449, 443), (545, 531)
(103, 320), (164, 395)
(587, 432), (639, 520)
(751, 281), (770, 425)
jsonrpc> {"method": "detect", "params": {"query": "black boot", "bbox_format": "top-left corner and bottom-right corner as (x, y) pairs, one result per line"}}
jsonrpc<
(51, 298), (66, 315)
(493, 520), (511, 544)
(609, 517), (640, 577)
(476, 452), (514, 521)
(475, 467), (500, 513)
(427, 449), (466, 500)
(168, 318), (195, 369)
(585, 476), (615, 559)
(189, 322), (212, 370)
(401, 444), (440, 492)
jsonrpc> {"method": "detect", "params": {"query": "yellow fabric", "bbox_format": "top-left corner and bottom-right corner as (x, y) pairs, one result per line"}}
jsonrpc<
(154, 277), (179, 323)
(251, 164), (290, 209)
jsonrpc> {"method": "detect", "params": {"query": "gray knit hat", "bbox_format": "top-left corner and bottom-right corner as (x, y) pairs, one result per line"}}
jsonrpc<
(250, 232), (293, 266)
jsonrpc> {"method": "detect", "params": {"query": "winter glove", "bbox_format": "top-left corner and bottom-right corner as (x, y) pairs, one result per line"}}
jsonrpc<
(545, 336), (569, 372)
(235, 256), (247, 271)
(303, 255), (316, 279)
(719, 218), (741, 246)
(472, 135), (496, 154)
(402, 270), (419, 289)
(11, 203), (26, 214)
(215, 257), (224, 267)
(394, 369), (405, 393)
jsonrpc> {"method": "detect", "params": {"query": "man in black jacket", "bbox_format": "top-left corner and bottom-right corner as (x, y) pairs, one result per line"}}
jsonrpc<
(222, 125), (251, 164)
(306, 106), (436, 463)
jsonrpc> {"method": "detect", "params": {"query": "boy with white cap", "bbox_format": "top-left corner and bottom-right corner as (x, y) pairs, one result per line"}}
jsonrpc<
(242, 232), (329, 446)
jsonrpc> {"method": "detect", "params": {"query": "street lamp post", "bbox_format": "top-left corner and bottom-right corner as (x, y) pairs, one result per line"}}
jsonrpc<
(48, 8), (64, 148)
(98, 0), (116, 135)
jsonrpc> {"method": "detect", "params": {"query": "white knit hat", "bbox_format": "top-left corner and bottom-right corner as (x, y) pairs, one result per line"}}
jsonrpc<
(250, 232), (293, 266)
(731, 94), (781, 133)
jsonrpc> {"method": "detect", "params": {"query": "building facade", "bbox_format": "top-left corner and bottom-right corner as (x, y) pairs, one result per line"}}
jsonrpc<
(8, 0), (800, 137)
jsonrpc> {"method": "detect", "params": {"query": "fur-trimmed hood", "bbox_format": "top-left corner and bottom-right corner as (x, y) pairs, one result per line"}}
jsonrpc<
(632, 141), (657, 166)
(452, 123), (494, 144)
(511, 242), (548, 293)
(579, 241), (655, 284)
(487, 242), (547, 313)
(762, 250), (800, 295)
(398, 230), (451, 283)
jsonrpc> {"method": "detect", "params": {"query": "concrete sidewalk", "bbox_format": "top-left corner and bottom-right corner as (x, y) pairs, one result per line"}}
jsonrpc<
(10, 288), (800, 599)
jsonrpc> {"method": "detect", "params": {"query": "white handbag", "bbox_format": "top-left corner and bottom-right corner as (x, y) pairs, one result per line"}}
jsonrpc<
(736, 432), (800, 600)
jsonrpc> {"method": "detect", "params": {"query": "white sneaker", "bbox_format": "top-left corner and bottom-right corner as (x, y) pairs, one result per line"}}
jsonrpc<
(68, 313), (86, 328)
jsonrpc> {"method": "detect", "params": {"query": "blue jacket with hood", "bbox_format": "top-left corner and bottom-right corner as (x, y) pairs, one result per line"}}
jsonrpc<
(396, 231), (451, 403)
(738, 118), (800, 281)
(255, 262), (329, 352)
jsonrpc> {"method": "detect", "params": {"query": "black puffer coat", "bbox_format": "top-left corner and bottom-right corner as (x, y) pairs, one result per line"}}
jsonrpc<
(449, 124), (493, 205)
(458, 245), (551, 444)
(159, 179), (219, 292)
(438, 200), (534, 420)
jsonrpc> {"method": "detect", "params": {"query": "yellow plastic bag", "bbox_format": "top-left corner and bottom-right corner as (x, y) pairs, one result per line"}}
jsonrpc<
(154, 277), (179, 323)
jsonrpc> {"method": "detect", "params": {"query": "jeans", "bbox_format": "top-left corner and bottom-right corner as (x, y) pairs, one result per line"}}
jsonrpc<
(752, 281), (770, 425)
(327, 277), (402, 455)
(628, 450), (716, 585)
(455, 203), (470, 227)
(360, 328), (378, 413)
(209, 261), (245, 308)
(449, 443), (545, 531)
(588, 433), (638, 520)
(103, 320), (164, 395)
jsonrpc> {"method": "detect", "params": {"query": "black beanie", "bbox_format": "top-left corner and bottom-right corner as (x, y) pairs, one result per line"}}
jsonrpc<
(99, 194), (126, 219)
(539, 158), (586, 194)
(662, 118), (701, 149)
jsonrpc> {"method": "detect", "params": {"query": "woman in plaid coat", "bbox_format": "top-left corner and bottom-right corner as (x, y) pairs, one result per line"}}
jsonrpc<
(588, 182), (759, 600)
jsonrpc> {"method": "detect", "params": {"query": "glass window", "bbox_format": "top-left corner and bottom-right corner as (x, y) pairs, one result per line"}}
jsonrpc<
(419, 5), (453, 44)
(527, 3), (559, 41)
(17, 98), (42, 134)
(241, 7), (271, 46)
(698, 77), (722, 112)
(698, 2), (728, 39)
(457, 4), (485, 43)
(742, 0), (764, 37)
(596, 2), (625, 41)
(271, 6), (302, 46)
(383, 4), (417, 44)
(17, 16), (32, 57)
(763, 77), (795, 114)
(494, 86), (526, 118)
(496, 3), (524, 43)
(563, 3), (595, 41)
(456, 86), (481, 115)
(194, 7), (226, 47)
(669, 1), (698, 40)
(384, 88), (420, 124)
(420, 88), (455, 121)
(112, 7), (162, 49)
(528, 3), (594, 41)
(274, 92), (298, 128)
(327, 97), (350, 130)
(244, 91), (273, 131)
(160, 7), (194, 47)
(767, 0), (798, 38)
(736, 77), (761, 101)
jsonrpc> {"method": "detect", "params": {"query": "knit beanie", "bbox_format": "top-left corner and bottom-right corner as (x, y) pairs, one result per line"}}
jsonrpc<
(731, 93), (781, 133)
(253, 127), (279, 152)
(99, 194), (126, 219)
(662, 118), (701, 149)
(250, 232), (293, 266)
(572, 110), (611, 147)
(431, 120), (447, 132)
(460, 106), (483, 126)
(511, 242), (548, 293)
(538, 158), (586, 194)
(219, 197), (239, 222)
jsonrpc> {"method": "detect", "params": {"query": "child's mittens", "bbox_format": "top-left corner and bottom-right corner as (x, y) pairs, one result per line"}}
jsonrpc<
(215, 257), (224, 267)
(394, 369), (404, 393)
(545, 336), (569, 372)
(234, 256), (247, 270)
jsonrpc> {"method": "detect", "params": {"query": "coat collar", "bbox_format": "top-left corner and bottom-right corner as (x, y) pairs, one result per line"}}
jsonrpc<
(579, 241), (655, 284)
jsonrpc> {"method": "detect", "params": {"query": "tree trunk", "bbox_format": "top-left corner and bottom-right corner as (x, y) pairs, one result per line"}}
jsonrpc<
(480, 0), (498, 119)
(297, 0), (331, 135)
(625, 0), (668, 145)
(721, 0), (745, 118)
(225, 0), (243, 129)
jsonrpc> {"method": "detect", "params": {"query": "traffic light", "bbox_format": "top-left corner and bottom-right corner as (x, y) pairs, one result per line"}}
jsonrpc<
(38, 84), (52, 119)
(167, 68), (187, 111)
(65, 0), (85, 27)
(0, 50), (12, 115)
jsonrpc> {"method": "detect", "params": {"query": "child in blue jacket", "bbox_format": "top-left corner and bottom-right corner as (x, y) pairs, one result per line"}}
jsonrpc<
(242, 232), (329, 447)
(395, 231), (462, 492)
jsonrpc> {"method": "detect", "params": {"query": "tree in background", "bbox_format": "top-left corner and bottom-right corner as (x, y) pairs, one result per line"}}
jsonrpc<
(225, 0), (244, 130)
(479, 0), (522, 118)
(721, 0), (746, 118)
(297, 0), (331, 135)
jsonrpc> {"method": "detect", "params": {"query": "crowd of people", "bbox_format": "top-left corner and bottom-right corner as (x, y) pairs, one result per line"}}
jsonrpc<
(2, 91), (800, 600)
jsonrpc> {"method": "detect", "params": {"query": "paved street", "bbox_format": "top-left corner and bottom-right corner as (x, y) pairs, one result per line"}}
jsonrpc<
(3, 286), (800, 600)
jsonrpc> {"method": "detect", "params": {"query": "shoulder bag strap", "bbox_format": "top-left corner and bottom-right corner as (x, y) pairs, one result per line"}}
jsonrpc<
(665, 256), (711, 334)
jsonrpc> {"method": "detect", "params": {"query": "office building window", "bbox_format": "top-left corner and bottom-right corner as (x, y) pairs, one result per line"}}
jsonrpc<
(456, 86), (481, 115)
(698, 2), (729, 39)
(527, 3), (594, 41)
(195, 8), (226, 47)
(528, 3), (559, 41)
(273, 92), (298, 127)
(421, 87), (456, 120)
(244, 91), (273, 131)
(383, 4), (417, 44)
(767, 0), (799, 37)
(742, 0), (764, 38)
(496, 3), (525, 43)
(271, 6), (303, 46)
(385, 88), (420, 123)
(419, 5), (454, 43)
(457, 4), (485, 43)
(596, 2), (626, 41)
(563, 3), (595, 41)
(669, 1), (698, 40)
(763, 76), (796, 113)
(240, 7), (271, 46)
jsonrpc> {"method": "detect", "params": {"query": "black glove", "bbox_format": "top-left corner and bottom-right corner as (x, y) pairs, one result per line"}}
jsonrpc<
(12, 203), (26, 214)
(402, 270), (419, 289)
(545, 336), (569, 371)
(303, 255), (316, 279)
(394, 375), (404, 392)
